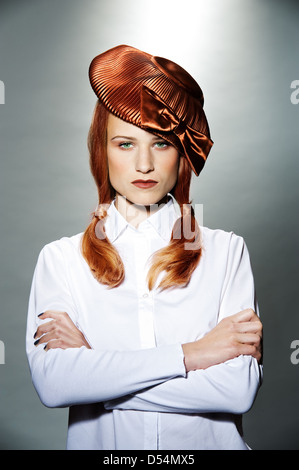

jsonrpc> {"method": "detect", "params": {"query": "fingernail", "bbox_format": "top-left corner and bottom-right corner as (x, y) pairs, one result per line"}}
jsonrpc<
(38, 313), (44, 317)
(33, 331), (37, 338)
(43, 345), (47, 350)
(34, 339), (40, 346)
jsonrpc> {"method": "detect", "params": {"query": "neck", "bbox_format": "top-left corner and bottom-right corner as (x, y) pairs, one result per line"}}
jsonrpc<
(115, 193), (170, 228)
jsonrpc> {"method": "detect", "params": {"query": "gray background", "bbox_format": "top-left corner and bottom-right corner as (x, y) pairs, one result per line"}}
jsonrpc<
(0, 0), (298, 450)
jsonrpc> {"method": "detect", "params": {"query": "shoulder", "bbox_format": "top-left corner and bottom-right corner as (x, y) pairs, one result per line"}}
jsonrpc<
(200, 225), (245, 250)
(198, 227), (252, 281)
(199, 226), (249, 265)
(38, 232), (84, 262)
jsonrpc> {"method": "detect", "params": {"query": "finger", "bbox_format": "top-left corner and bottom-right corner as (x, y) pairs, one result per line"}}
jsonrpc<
(236, 333), (261, 345)
(38, 310), (66, 321)
(34, 329), (59, 346)
(44, 338), (67, 351)
(235, 321), (263, 336)
(44, 334), (85, 351)
(230, 308), (258, 323)
(39, 311), (77, 332)
(237, 343), (261, 361)
(35, 319), (78, 345)
(34, 320), (56, 339)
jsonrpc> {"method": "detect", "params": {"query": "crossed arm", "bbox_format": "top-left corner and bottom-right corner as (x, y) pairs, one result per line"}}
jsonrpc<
(31, 308), (262, 414)
(34, 307), (262, 373)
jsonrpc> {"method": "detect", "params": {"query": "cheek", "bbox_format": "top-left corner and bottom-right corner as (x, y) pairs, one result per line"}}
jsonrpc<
(161, 154), (180, 183)
(107, 154), (128, 186)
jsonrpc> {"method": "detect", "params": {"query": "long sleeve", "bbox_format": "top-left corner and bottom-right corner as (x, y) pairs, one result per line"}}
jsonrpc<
(26, 242), (186, 408)
(104, 234), (263, 415)
(104, 356), (261, 414)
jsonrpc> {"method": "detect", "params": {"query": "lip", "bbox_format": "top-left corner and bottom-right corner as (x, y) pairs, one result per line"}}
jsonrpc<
(131, 179), (158, 189)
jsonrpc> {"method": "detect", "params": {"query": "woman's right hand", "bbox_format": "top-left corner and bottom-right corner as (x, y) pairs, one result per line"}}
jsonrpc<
(34, 310), (91, 351)
(182, 308), (262, 372)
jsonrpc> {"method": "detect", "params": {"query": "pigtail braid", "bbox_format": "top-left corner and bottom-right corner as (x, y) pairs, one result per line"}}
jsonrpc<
(81, 205), (125, 288)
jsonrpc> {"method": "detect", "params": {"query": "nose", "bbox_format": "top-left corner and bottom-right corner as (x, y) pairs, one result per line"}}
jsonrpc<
(135, 145), (154, 173)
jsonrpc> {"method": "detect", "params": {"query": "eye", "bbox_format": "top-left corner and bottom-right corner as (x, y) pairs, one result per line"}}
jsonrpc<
(119, 142), (133, 149)
(154, 141), (169, 149)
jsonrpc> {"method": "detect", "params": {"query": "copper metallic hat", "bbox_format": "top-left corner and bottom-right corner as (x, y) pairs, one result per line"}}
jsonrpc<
(89, 45), (213, 176)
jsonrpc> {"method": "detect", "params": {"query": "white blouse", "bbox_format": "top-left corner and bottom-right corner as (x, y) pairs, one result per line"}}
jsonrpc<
(26, 197), (262, 450)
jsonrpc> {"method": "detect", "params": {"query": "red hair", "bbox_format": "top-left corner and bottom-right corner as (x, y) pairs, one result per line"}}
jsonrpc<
(81, 101), (202, 290)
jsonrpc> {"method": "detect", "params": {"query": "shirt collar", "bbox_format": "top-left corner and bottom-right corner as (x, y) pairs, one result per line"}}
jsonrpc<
(104, 194), (181, 243)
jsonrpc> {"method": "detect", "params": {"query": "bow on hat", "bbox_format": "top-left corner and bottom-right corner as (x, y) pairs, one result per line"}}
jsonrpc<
(140, 86), (213, 176)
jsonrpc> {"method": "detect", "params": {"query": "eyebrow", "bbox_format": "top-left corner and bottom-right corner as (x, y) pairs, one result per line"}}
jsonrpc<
(110, 135), (164, 142)
(110, 135), (137, 141)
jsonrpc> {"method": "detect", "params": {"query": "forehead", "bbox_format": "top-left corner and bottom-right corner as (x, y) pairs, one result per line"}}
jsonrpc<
(107, 113), (159, 141)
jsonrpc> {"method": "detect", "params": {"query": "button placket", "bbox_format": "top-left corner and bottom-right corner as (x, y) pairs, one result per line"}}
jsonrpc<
(133, 227), (159, 451)
(134, 231), (156, 350)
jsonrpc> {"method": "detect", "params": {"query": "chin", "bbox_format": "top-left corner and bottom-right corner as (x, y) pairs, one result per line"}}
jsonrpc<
(131, 193), (168, 207)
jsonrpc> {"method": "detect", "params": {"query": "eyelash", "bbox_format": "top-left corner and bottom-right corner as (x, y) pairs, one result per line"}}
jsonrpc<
(119, 142), (133, 149)
(155, 141), (168, 149)
(119, 141), (168, 149)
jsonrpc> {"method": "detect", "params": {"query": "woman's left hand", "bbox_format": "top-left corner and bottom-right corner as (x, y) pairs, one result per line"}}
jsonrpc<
(34, 310), (91, 351)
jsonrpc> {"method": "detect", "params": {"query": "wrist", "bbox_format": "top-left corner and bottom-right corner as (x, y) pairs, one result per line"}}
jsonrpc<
(182, 341), (201, 373)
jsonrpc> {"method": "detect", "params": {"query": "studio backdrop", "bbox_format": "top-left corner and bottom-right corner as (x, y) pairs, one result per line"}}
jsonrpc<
(0, 0), (298, 450)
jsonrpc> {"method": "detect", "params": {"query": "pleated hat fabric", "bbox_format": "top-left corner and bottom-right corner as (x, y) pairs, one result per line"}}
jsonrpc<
(89, 45), (213, 175)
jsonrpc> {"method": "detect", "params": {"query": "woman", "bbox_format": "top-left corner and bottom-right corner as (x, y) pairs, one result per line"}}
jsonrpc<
(26, 45), (263, 450)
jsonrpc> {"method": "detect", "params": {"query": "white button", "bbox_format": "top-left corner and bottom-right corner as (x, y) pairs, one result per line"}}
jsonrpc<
(142, 293), (149, 298)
